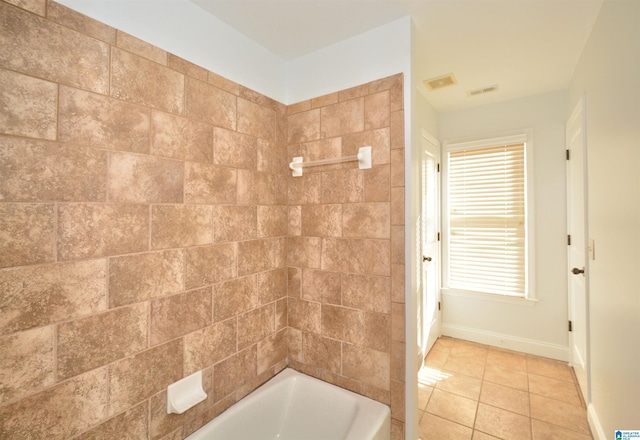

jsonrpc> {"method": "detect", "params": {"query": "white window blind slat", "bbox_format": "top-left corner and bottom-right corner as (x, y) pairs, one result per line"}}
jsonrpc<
(447, 142), (527, 297)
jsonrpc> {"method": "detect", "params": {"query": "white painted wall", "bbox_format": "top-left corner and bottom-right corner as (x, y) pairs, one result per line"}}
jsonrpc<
(438, 90), (570, 360)
(55, 0), (288, 102)
(568, 0), (640, 436)
(285, 17), (411, 104)
(415, 90), (439, 138)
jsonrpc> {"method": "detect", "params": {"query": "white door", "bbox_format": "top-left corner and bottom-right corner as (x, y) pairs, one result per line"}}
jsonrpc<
(418, 131), (441, 359)
(566, 97), (590, 402)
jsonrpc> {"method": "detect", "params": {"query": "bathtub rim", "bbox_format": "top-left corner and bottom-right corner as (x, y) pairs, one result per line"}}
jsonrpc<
(185, 367), (391, 440)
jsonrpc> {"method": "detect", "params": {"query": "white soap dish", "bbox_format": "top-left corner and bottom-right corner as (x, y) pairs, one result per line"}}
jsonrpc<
(167, 370), (207, 414)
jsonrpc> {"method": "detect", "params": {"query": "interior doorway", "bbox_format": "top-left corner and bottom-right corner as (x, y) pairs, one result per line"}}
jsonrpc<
(418, 130), (441, 360)
(566, 96), (590, 403)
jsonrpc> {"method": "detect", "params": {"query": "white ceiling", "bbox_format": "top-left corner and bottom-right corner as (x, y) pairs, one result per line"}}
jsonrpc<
(189, 0), (603, 112)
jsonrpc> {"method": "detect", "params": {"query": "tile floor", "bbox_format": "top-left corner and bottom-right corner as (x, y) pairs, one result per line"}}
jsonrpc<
(418, 337), (593, 440)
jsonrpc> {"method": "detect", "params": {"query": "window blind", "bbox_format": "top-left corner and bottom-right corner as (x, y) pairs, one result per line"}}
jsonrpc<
(448, 143), (526, 297)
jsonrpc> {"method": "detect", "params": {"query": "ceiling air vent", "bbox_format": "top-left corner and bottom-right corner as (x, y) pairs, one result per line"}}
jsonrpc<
(423, 73), (457, 91)
(467, 84), (499, 97)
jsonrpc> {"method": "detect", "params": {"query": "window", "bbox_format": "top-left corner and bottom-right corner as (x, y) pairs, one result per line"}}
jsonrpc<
(443, 133), (533, 298)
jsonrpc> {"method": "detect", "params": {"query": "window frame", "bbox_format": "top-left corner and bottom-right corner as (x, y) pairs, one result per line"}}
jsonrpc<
(442, 131), (536, 301)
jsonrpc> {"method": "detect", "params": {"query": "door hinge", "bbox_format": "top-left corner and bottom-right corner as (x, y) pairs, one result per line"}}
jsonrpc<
(437, 232), (440, 241)
(567, 234), (571, 246)
(566, 149), (570, 160)
(568, 320), (573, 332)
(438, 301), (441, 311)
(437, 163), (440, 172)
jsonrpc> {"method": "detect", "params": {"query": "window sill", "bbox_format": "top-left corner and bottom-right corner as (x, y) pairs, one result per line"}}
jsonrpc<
(442, 288), (539, 307)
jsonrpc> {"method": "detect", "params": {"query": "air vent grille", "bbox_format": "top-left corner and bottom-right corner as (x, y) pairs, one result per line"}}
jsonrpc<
(468, 84), (499, 97)
(424, 73), (457, 91)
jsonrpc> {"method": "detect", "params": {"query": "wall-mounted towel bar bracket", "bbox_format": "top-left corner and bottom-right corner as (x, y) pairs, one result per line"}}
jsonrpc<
(289, 146), (372, 177)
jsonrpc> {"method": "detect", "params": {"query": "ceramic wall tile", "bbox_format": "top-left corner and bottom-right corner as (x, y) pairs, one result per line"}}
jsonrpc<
(0, 326), (54, 405)
(150, 288), (212, 346)
(184, 162), (237, 205)
(320, 98), (364, 138)
(116, 31), (167, 65)
(57, 303), (148, 379)
(0, 2), (109, 93)
(108, 152), (183, 203)
(184, 320), (236, 375)
(0, 260), (107, 334)
(108, 340), (183, 416)
(46, 0), (116, 43)
(0, 68), (57, 140)
(0, 204), (55, 268)
(237, 97), (275, 141)
(151, 205), (213, 250)
(57, 203), (149, 260)
(214, 205), (257, 243)
(109, 250), (184, 307)
(167, 53), (208, 82)
(111, 48), (183, 114)
(342, 203), (390, 239)
(213, 276), (257, 323)
(58, 85), (150, 154)
(185, 76), (236, 129)
(238, 304), (275, 349)
(6, 0), (45, 16)
(0, 136), (107, 202)
(257, 268), (287, 305)
(213, 346), (257, 401)
(257, 329), (287, 374)
(0, 368), (108, 440)
(207, 71), (240, 96)
(151, 111), (213, 162)
(78, 401), (148, 440)
(213, 127), (257, 169)
(185, 243), (237, 289)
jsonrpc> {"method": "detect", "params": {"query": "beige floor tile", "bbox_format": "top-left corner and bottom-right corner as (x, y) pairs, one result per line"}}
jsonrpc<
(472, 430), (502, 440)
(419, 412), (473, 440)
(484, 363), (529, 391)
(531, 419), (593, 440)
(530, 394), (590, 436)
(475, 403), (532, 440)
(426, 389), (478, 428)
(435, 337), (456, 349)
(480, 381), (530, 416)
(419, 366), (454, 387)
(451, 339), (489, 358)
(424, 344), (450, 369)
(436, 371), (482, 400)
(443, 352), (486, 379)
(529, 373), (582, 407)
(418, 383), (434, 411)
(487, 348), (528, 371)
(526, 355), (574, 383)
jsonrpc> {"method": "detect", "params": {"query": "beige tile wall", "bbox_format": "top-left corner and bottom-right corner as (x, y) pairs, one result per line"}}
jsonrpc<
(286, 75), (406, 439)
(0, 1), (406, 439)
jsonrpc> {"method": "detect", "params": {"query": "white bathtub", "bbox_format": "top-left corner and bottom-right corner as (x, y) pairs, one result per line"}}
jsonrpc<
(186, 368), (391, 440)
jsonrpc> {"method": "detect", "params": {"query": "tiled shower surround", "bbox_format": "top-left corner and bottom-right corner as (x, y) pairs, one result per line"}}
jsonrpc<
(0, 1), (406, 439)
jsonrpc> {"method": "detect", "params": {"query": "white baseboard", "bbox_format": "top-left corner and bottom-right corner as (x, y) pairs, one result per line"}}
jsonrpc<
(441, 324), (570, 361)
(588, 404), (605, 440)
